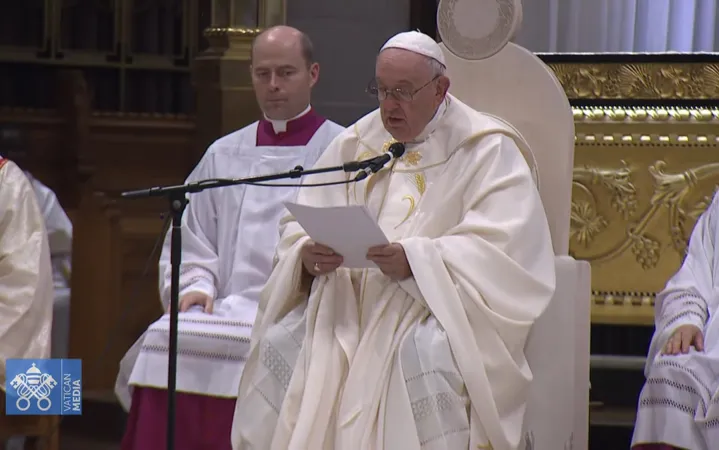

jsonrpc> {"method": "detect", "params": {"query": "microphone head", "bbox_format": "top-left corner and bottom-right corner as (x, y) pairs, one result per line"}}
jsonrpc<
(388, 142), (406, 158)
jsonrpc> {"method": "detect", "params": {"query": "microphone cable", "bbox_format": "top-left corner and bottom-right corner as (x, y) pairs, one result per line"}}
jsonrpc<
(197, 177), (362, 189)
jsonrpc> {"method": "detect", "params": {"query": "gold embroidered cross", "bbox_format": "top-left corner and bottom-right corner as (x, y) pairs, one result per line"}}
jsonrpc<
(401, 150), (422, 166)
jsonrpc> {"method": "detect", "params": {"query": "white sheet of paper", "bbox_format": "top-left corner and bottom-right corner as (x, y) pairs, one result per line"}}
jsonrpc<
(284, 202), (389, 269)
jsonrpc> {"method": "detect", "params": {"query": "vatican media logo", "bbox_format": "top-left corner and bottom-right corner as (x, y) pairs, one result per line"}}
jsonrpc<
(5, 359), (82, 415)
(10, 363), (57, 412)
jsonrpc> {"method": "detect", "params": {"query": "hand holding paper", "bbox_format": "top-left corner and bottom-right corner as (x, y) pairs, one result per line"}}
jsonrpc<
(301, 241), (343, 275)
(284, 202), (390, 269)
(366, 243), (412, 280)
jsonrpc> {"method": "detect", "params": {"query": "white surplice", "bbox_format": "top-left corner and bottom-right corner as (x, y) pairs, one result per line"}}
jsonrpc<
(116, 118), (344, 407)
(632, 192), (719, 450)
(0, 158), (53, 390)
(231, 95), (556, 450)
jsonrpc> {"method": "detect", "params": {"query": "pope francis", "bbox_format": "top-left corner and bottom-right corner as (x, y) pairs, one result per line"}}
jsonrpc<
(231, 31), (556, 450)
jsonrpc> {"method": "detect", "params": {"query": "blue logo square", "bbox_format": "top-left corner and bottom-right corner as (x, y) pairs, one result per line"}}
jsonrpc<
(5, 359), (82, 415)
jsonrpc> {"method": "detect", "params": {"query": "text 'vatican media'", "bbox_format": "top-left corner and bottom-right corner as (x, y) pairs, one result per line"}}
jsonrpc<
(5, 358), (83, 416)
(62, 371), (81, 413)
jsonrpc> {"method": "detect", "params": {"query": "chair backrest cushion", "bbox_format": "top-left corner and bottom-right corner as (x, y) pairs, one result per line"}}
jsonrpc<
(440, 42), (575, 255)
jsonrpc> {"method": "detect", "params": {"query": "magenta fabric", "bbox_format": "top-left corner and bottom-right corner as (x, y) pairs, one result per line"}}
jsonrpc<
(256, 108), (327, 146)
(121, 387), (235, 450)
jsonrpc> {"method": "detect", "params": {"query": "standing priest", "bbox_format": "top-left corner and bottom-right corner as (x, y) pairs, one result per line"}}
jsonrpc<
(118, 25), (344, 450)
(231, 30), (556, 450)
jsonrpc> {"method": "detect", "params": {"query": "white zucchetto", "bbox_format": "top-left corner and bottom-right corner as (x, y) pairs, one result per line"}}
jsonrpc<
(380, 31), (446, 66)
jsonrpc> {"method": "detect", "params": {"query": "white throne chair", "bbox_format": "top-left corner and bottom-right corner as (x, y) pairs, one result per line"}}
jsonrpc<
(437, 0), (591, 448)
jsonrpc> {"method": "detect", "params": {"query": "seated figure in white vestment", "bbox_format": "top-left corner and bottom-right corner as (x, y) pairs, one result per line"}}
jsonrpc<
(24, 173), (73, 358)
(0, 156), (54, 399)
(117, 26), (344, 450)
(231, 30), (557, 450)
(632, 192), (719, 450)
(3, 173), (72, 450)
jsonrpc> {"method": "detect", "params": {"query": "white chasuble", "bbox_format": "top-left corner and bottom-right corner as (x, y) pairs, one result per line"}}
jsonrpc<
(632, 193), (719, 450)
(231, 95), (556, 450)
(117, 119), (344, 406)
(0, 158), (53, 390)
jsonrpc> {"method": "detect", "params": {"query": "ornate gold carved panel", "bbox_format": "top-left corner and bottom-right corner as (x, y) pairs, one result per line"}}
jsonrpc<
(540, 56), (719, 325)
(549, 62), (719, 100)
(540, 56), (719, 101)
(569, 107), (719, 324)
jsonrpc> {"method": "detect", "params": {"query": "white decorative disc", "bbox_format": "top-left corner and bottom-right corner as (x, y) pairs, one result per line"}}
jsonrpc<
(437, 0), (522, 60)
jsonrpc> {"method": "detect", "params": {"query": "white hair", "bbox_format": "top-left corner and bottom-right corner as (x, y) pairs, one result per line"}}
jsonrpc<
(426, 57), (446, 77)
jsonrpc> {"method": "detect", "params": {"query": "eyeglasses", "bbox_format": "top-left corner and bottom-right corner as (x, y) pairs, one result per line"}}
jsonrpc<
(366, 75), (440, 102)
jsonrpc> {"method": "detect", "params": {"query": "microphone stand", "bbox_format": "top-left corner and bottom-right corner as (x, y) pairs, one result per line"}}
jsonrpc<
(120, 158), (378, 450)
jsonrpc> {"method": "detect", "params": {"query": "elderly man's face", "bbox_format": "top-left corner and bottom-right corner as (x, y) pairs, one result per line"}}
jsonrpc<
(374, 49), (450, 142)
(251, 39), (318, 121)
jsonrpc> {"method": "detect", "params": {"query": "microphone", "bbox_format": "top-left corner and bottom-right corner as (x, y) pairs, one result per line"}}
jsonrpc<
(354, 142), (406, 181)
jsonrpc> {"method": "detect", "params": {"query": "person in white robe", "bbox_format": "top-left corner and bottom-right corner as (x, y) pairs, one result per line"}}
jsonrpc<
(4, 173), (72, 450)
(632, 192), (719, 450)
(231, 31), (556, 450)
(0, 156), (54, 401)
(117, 25), (344, 450)
(24, 173), (73, 358)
